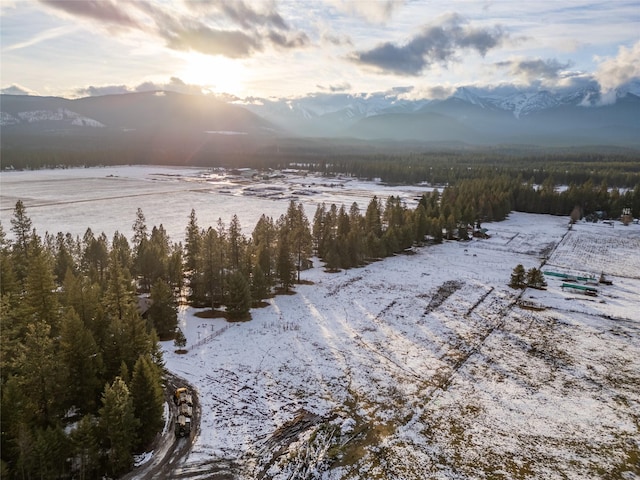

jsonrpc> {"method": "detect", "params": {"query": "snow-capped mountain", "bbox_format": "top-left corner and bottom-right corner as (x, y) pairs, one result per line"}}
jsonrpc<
(244, 83), (639, 145)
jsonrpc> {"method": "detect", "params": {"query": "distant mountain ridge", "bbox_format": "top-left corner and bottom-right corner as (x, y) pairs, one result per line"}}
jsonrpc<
(0, 90), (276, 135)
(243, 83), (640, 145)
(1, 83), (639, 148)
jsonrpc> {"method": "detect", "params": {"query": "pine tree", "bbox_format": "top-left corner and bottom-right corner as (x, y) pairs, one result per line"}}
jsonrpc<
(70, 414), (100, 480)
(226, 270), (252, 320)
(10, 200), (32, 285)
(509, 264), (526, 289)
(184, 209), (201, 273)
(32, 424), (70, 479)
(275, 217), (295, 292)
(54, 232), (77, 284)
(99, 377), (139, 476)
(250, 264), (269, 305)
(285, 202), (312, 282)
(130, 355), (164, 449)
(174, 327), (187, 350)
(59, 309), (103, 414)
(526, 267), (547, 289)
(252, 214), (276, 287)
(11, 321), (63, 427)
(23, 234), (61, 333)
(228, 214), (244, 271)
(312, 203), (326, 256)
(148, 278), (178, 339)
(60, 269), (102, 334)
(111, 231), (133, 273)
(81, 230), (109, 286)
(200, 227), (223, 309)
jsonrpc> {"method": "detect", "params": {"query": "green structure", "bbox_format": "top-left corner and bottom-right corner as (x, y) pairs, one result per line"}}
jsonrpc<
(561, 283), (598, 296)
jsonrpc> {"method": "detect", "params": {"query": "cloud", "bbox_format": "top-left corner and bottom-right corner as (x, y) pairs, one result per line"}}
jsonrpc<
(326, 0), (406, 23)
(3, 24), (79, 52)
(594, 40), (640, 104)
(38, 0), (141, 29)
(322, 32), (353, 47)
(349, 13), (508, 76)
(398, 84), (456, 100)
(75, 85), (131, 97)
(163, 25), (261, 58)
(75, 77), (208, 97)
(38, 0), (309, 59)
(317, 82), (352, 92)
(185, 0), (289, 31)
(495, 58), (571, 83)
(1, 84), (38, 95)
(268, 30), (309, 49)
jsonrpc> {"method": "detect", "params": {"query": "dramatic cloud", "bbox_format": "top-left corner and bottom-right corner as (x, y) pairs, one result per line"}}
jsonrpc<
(38, 0), (141, 29)
(164, 25), (260, 58)
(495, 58), (571, 83)
(186, 0), (289, 31)
(38, 0), (308, 59)
(594, 40), (640, 104)
(350, 13), (508, 75)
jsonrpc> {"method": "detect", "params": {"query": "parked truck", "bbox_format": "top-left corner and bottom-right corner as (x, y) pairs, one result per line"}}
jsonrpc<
(174, 387), (193, 437)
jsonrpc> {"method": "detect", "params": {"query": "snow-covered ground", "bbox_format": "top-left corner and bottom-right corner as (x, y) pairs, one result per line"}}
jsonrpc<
(164, 214), (640, 479)
(3, 166), (638, 478)
(0, 165), (431, 242)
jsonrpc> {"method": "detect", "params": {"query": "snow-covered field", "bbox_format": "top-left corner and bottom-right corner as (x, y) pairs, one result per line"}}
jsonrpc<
(2, 167), (638, 479)
(166, 215), (640, 479)
(0, 165), (430, 241)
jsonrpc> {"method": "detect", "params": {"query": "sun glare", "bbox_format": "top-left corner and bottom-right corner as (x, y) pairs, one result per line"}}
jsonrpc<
(178, 53), (247, 96)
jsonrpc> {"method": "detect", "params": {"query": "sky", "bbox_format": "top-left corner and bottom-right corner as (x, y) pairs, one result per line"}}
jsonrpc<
(1, 0), (639, 101)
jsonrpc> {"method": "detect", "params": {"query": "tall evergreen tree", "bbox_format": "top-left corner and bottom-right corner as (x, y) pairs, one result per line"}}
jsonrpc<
(10, 200), (32, 285)
(250, 264), (269, 305)
(23, 234), (61, 333)
(70, 414), (101, 480)
(130, 355), (164, 449)
(225, 270), (252, 320)
(147, 278), (178, 339)
(99, 377), (138, 476)
(252, 214), (276, 288)
(276, 216), (295, 292)
(509, 264), (527, 289)
(285, 202), (312, 282)
(228, 214), (244, 271)
(59, 309), (103, 413)
(11, 321), (63, 427)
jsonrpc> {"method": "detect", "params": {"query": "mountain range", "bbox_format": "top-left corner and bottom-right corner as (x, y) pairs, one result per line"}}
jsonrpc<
(1, 84), (639, 150)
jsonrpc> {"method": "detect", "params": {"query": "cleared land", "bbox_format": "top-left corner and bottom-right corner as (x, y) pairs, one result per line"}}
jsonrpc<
(161, 213), (640, 479)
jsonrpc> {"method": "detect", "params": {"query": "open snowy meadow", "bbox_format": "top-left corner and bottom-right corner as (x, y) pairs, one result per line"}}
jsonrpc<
(2, 166), (639, 479)
(165, 214), (640, 480)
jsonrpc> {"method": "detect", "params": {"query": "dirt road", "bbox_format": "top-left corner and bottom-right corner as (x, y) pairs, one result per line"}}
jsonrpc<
(120, 373), (239, 480)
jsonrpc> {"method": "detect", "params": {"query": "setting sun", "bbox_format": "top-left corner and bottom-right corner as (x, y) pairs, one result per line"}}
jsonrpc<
(177, 52), (247, 96)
